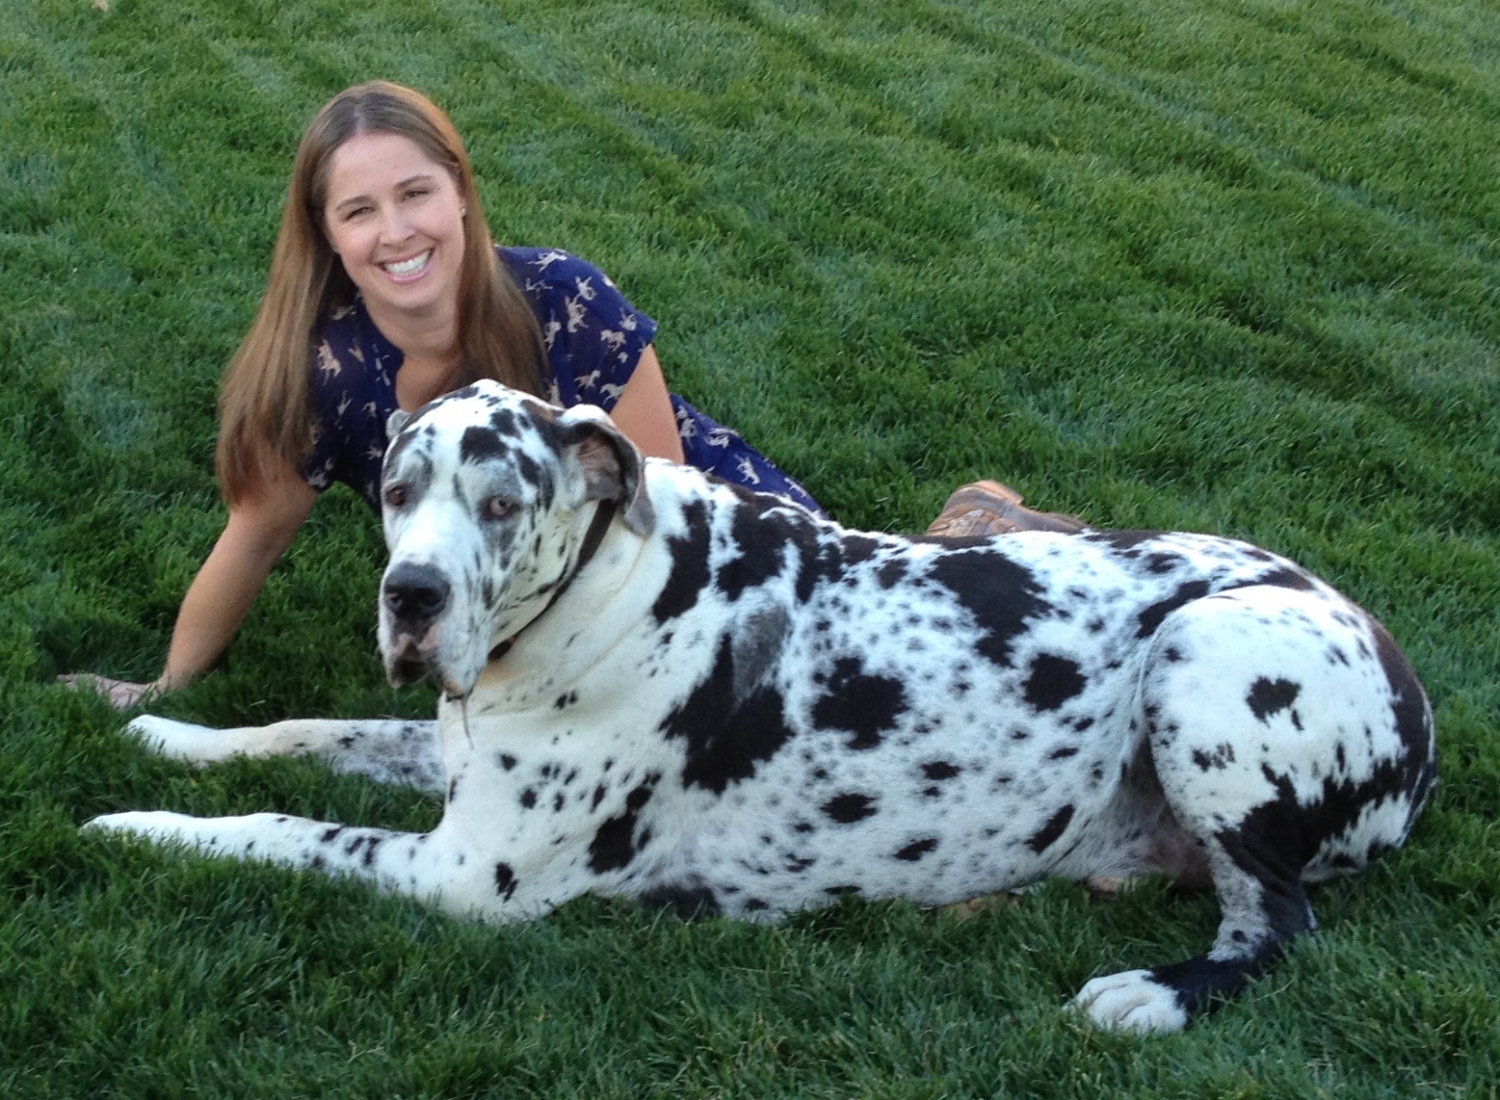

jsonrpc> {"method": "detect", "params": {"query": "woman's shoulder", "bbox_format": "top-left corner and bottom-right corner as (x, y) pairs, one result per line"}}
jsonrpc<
(497, 246), (631, 304)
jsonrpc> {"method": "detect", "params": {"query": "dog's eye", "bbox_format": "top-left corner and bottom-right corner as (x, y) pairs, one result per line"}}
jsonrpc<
(385, 485), (408, 509)
(483, 497), (514, 521)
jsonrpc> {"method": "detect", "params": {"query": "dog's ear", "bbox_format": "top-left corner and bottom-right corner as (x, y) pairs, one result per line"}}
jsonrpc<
(386, 409), (411, 439)
(559, 406), (656, 536)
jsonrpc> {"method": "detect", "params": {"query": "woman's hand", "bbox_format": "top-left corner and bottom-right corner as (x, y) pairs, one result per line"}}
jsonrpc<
(57, 673), (164, 710)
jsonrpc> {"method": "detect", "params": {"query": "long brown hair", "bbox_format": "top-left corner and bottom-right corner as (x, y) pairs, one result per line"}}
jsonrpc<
(216, 80), (547, 503)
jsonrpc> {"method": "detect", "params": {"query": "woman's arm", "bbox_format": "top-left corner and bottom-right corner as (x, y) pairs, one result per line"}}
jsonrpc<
(62, 456), (317, 708)
(606, 344), (685, 464)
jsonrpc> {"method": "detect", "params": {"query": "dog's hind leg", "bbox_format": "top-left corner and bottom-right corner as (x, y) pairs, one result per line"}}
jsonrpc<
(124, 715), (445, 793)
(1072, 586), (1433, 1033)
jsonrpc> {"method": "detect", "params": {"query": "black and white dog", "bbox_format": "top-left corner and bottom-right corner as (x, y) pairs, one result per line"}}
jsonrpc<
(89, 380), (1437, 1033)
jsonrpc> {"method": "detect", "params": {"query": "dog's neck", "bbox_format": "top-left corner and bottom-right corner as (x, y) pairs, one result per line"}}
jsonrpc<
(485, 498), (618, 667)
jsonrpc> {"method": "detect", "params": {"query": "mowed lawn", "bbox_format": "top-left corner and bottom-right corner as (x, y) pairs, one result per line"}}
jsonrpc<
(2, 0), (1496, 1096)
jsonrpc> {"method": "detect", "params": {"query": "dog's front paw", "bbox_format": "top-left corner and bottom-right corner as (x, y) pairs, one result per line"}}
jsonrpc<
(1071, 969), (1189, 1034)
(83, 810), (204, 847)
(124, 716), (227, 764)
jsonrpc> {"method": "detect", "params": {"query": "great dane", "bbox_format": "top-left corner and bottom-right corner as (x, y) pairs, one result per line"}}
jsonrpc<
(88, 380), (1437, 1033)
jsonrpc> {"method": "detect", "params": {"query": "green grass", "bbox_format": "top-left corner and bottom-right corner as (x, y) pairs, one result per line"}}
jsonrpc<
(3, 0), (1497, 1095)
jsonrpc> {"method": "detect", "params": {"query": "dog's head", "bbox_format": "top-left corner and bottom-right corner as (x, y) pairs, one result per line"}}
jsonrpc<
(376, 380), (654, 698)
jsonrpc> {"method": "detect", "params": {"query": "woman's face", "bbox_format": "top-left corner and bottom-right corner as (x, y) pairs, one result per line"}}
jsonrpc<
(321, 130), (467, 332)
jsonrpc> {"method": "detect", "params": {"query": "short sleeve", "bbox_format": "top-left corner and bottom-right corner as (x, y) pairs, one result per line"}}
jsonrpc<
(301, 302), (400, 510)
(501, 248), (658, 413)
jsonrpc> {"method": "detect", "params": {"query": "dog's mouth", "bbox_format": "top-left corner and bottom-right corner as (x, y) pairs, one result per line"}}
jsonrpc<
(384, 634), (434, 688)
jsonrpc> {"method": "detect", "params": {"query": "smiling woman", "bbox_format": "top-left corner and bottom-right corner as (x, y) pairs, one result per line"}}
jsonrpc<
(59, 79), (828, 708)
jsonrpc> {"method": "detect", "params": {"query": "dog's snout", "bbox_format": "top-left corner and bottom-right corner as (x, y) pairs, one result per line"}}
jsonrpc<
(383, 564), (451, 623)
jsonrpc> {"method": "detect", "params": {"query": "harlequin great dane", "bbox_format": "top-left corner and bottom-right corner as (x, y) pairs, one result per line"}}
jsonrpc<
(88, 380), (1437, 1033)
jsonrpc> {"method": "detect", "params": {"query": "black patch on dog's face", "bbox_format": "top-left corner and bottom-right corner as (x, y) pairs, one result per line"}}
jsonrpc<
(653, 500), (712, 622)
(1027, 804), (1075, 853)
(1023, 654), (1087, 712)
(460, 426), (509, 464)
(660, 635), (795, 794)
(811, 656), (907, 751)
(928, 549), (1051, 668)
(494, 861), (518, 901)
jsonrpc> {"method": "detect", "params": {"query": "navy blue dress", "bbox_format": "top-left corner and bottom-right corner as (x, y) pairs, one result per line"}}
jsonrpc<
(301, 247), (822, 515)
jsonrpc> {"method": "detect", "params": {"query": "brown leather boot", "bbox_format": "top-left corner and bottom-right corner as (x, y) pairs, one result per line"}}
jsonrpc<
(925, 480), (1088, 538)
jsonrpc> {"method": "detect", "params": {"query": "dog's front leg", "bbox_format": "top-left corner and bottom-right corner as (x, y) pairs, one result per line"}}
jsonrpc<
(83, 810), (520, 920)
(125, 716), (444, 793)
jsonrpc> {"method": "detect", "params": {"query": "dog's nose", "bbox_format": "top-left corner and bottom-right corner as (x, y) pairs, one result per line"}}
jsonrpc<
(383, 564), (451, 623)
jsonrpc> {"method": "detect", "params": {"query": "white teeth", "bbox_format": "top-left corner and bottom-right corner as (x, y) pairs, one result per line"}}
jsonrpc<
(384, 251), (430, 276)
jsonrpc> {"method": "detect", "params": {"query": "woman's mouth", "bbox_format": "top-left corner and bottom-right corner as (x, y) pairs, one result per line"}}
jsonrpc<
(381, 251), (432, 282)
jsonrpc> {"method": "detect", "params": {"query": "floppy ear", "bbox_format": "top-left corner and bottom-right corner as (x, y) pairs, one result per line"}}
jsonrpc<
(558, 406), (655, 536)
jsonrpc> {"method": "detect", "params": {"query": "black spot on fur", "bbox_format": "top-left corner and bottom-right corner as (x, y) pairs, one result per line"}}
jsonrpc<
(811, 656), (907, 750)
(494, 862), (518, 901)
(1088, 530), (1165, 551)
(587, 774), (660, 873)
(894, 838), (938, 862)
(1247, 678), (1301, 722)
(1248, 566), (1316, 592)
(1146, 552), (1182, 574)
(487, 406), (519, 437)
(660, 634), (796, 795)
(1137, 580), (1213, 638)
(928, 549), (1051, 667)
(1023, 654), (1087, 711)
(877, 557), (908, 589)
(459, 426), (508, 464)
(1368, 617), (1437, 801)
(520, 788), (537, 809)
(1192, 743), (1237, 771)
(1027, 804), (1075, 854)
(638, 883), (720, 920)
(500, 754), (517, 771)
(822, 792), (877, 824)
(922, 761), (960, 781)
(717, 503), (788, 601)
(653, 499), (712, 622)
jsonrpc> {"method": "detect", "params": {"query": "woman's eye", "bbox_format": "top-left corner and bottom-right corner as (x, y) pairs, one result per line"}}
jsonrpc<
(484, 497), (514, 521)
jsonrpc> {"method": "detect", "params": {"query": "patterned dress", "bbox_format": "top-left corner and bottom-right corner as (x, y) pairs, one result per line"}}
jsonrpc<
(301, 246), (822, 515)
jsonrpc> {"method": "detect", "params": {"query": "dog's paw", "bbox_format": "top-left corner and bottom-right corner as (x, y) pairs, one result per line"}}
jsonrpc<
(83, 810), (203, 846)
(1071, 969), (1189, 1034)
(124, 716), (227, 764)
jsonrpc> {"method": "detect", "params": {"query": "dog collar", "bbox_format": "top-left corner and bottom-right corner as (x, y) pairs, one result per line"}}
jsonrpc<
(487, 498), (618, 664)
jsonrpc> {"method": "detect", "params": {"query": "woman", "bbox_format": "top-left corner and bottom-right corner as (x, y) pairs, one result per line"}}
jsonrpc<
(64, 81), (1078, 709)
